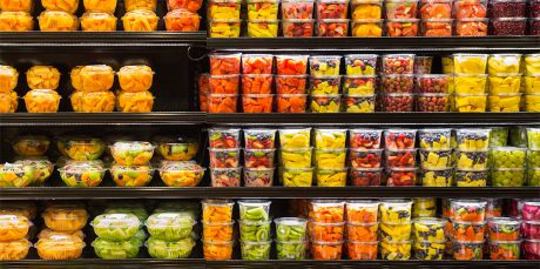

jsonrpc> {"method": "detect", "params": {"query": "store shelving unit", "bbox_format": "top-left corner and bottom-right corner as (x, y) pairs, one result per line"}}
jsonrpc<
(1, 31), (540, 268)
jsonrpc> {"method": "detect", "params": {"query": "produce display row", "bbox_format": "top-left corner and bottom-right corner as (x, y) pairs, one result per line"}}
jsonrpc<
(207, 0), (540, 37)
(198, 52), (540, 113)
(0, 0), (203, 32)
(0, 198), (539, 261)
(2, 125), (540, 188)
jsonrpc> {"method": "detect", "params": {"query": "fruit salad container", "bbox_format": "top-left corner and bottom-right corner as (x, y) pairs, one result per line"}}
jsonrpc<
(421, 18), (452, 36)
(382, 54), (415, 75)
(202, 199), (234, 222)
(454, 94), (487, 112)
(208, 0), (241, 20)
(453, 53), (488, 74)
(351, 19), (383, 37)
(146, 237), (195, 259)
(276, 75), (307, 94)
(490, 0), (525, 17)
(210, 167), (242, 187)
(489, 127), (509, 147)
(167, 0), (202, 11)
(0, 239), (31, 261)
(116, 91), (155, 113)
(239, 200), (271, 222)
(491, 17), (526, 36)
(384, 129), (416, 150)
(110, 164), (154, 187)
(420, 0), (452, 19)
(310, 76), (341, 95)
(70, 91), (115, 112)
(208, 19), (241, 38)
(26, 65), (60, 90)
(385, 19), (419, 37)
(309, 221), (345, 241)
(146, 212), (195, 241)
(314, 148), (346, 168)
(110, 141), (154, 166)
(418, 128), (451, 150)
(524, 75), (540, 95)
(413, 217), (445, 242)
(0, 162), (35, 188)
(279, 128), (311, 149)
(121, 9), (159, 32)
(524, 54), (540, 75)
(38, 10), (79, 31)
(202, 240), (234, 260)
(242, 54), (273, 75)
(420, 167), (452, 186)
(247, 0), (278, 20)
(281, 167), (313, 187)
(23, 89), (61, 113)
(452, 220), (486, 241)
(276, 240), (307, 260)
(343, 95), (375, 113)
(209, 53), (241, 76)
(342, 75), (376, 95)
(452, 240), (484, 260)
(159, 161), (205, 187)
(350, 129), (382, 149)
(379, 222), (411, 241)
(14, 158), (54, 186)
(241, 240), (271, 260)
(413, 240), (445, 260)
(280, 147), (313, 168)
(314, 128), (346, 149)
(379, 199), (413, 224)
(116, 65), (154, 93)
(456, 129), (490, 151)
(381, 74), (414, 94)
(487, 217), (521, 241)
(380, 239), (411, 260)
(351, 0), (382, 20)
(345, 200), (379, 223)
(386, 167), (417, 186)
(344, 54), (377, 75)
(0, 90), (18, 113)
(485, 199), (503, 218)
(385, 0), (418, 19)
(58, 161), (105, 187)
(385, 149), (417, 168)
(155, 136), (198, 161)
(491, 147), (526, 168)
(454, 0), (487, 19)
(454, 168), (487, 187)
(315, 167), (347, 187)
(316, 0), (348, 19)
(247, 20), (279, 38)
(455, 150), (488, 170)
(349, 148), (383, 168)
(454, 74), (487, 95)
(417, 93), (449, 112)
(350, 167), (382, 186)
(488, 94), (521, 112)
(527, 128), (540, 150)
(244, 149), (275, 168)
(276, 55), (309, 75)
(209, 74), (240, 94)
(311, 240), (343, 260)
(347, 222), (378, 241)
(76, 64), (114, 92)
(309, 200), (345, 222)
(528, 150), (540, 168)
(0, 214), (31, 242)
(282, 0), (314, 19)
(58, 136), (105, 161)
(12, 135), (50, 157)
(92, 236), (143, 259)
(239, 220), (271, 242)
(275, 217), (308, 241)
(36, 233), (85, 260)
(104, 206), (148, 222)
(489, 240), (521, 260)
(202, 220), (234, 241)
(0, 0), (33, 12)
(310, 55), (341, 77)
(416, 74), (450, 94)
(522, 220), (540, 239)
(450, 199), (487, 222)
(382, 93), (414, 112)
(412, 198), (436, 218)
(91, 213), (141, 241)
(311, 94), (341, 113)
(487, 54), (521, 75)
(455, 18), (488, 36)
(42, 204), (88, 232)
(522, 200), (540, 221)
(0, 65), (18, 92)
(208, 128), (241, 149)
(523, 239), (540, 259)
(209, 148), (240, 168)
(125, 0), (156, 11)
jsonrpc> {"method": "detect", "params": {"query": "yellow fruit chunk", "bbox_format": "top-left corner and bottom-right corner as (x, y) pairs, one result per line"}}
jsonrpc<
(42, 0), (79, 13)
(314, 149), (346, 168)
(281, 167), (313, 187)
(83, 0), (117, 13)
(0, 11), (33, 32)
(0, 65), (19, 92)
(488, 94), (521, 112)
(80, 12), (117, 32)
(117, 65), (154, 92)
(71, 91), (115, 112)
(442, 56), (454, 74)
(38, 10), (78, 32)
(26, 66), (61, 90)
(122, 9), (158, 32)
(116, 90), (154, 112)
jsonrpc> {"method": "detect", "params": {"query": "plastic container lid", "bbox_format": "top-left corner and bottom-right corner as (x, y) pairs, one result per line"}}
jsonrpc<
(145, 212), (196, 228)
(35, 233), (85, 249)
(110, 141), (155, 151)
(117, 65), (154, 75)
(413, 217), (446, 226)
(91, 213), (141, 229)
(160, 161), (204, 172)
(0, 214), (31, 228)
(58, 161), (106, 174)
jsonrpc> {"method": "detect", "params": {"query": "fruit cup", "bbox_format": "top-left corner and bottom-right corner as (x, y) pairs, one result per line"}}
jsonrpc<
(166, 0), (202, 12)
(244, 129), (276, 149)
(454, 74), (487, 95)
(385, 149), (417, 168)
(244, 167), (274, 187)
(210, 167), (242, 187)
(351, 0), (382, 19)
(281, 167), (314, 187)
(202, 199), (234, 222)
(24, 89), (61, 113)
(208, 0), (241, 20)
(485, 198), (503, 219)
(310, 76), (341, 95)
(382, 94), (415, 112)
(420, 167), (452, 186)
(239, 200), (271, 222)
(522, 200), (540, 221)
(242, 54), (274, 75)
(282, 0), (314, 19)
(492, 168), (526, 187)
(344, 54), (377, 75)
(380, 240), (412, 260)
(386, 167), (417, 186)
(0, 11), (34, 32)
(522, 220), (540, 239)
(413, 217), (446, 241)
(453, 53), (488, 75)
(242, 74), (273, 94)
(276, 75), (307, 94)
(275, 217), (308, 241)
(208, 19), (241, 38)
(0, 0), (33, 12)
(452, 220), (486, 241)
(381, 74), (414, 94)
(349, 148), (383, 168)
(489, 127), (509, 147)
(314, 128), (346, 149)
(347, 241), (378, 260)
(453, 240), (484, 260)
(386, 19), (419, 37)
(309, 221), (345, 241)
(316, 19), (349, 37)
(488, 94), (521, 112)
(164, 9), (201, 32)
(276, 240), (307, 260)
(242, 94), (273, 113)
(310, 94), (341, 113)
(528, 150), (540, 168)
(491, 17), (526, 36)
(529, 168), (540, 187)
(209, 75), (240, 94)
(309, 200), (345, 222)
(247, 20), (279, 38)
(454, 94), (487, 112)
(208, 128), (241, 149)
(450, 199), (487, 222)
(350, 129), (382, 149)
(209, 148), (241, 168)
(277, 94), (308, 113)
(346, 200), (379, 223)
(421, 18), (452, 36)
(202, 240), (234, 260)
(489, 240), (521, 260)
(38, 10), (78, 32)
(280, 147), (313, 168)
(342, 76), (376, 95)
(454, 168), (487, 187)
(247, 0), (279, 20)
(491, 147), (526, 168)
(491, 0), (526, 17)
(456, 129), (490, 151)
(121, 9), (159, 32)
(311, 240), (343, 260)
(316, 0), (348, 19)
(350, 168), (382, 186)
(419, 150), (452, 169)
(524, 75), (540, 95)
(382, 54), (415, 75)
(315, 167), (347, 187)
(12, 135), (50, 157)
(158, 161), (205, 187)
(351, 19), (383, 36)
(279, 128), (311, 148)
(343, 95), (375, 112)
(525, 54), (540, 75)
(385, 0), (418, 19)
(523, 239), (540, 259)
(210, 53), (241, 75)
(488, 217), (521, 241)
(282, 19), (315, 37)
(310, 55), (341, 76)
(455, 150), (488, 171)
(199, 73), (209, 111)
(413, 240), (446, 260)
(453, 0), (486, 19)
(488, 74), (521, 95)
(276, 55), (309, 75)
(488, 54), (521, 75)
(419, 0), (452, 19)
(384, 129), (416, 150)
(379, 222), (412, 241)
(418, 128), (451, 150)
(109, 141), (155, 166)
(347, 222), (378, 241)
(379, 199), (413, 223)
(455, 18), (488, 36)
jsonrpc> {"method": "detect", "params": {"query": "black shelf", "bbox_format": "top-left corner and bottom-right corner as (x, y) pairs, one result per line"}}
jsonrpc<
(207, 36), (540, 51)
(2, 259), (538, 269)
(0, 32), (207, 46)
(0, 112), (206, 126)
(1, 187), (538, 200)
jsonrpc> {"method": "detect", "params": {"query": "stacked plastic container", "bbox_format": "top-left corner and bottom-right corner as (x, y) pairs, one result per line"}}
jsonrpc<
(0, 214), (32, 261)
(145, 212), (197, 259)
(345, 200), (380, 260)
(281, 0), (315, 37)
(524, 54), (540, 112)
(279, 128), (313, 186)
(275, 55), (309, 112)
(208, 128), (242, 186)
(490, 146), (526, 186)
(418, 128), (453, 187)
(384, 129), (418, 186)
(419, 0), (453, 36)
(454, 129), (490, 187)
(164, 0), (202, 31)
(521, 200), (540, 259)
(243, 129), (277, 186)
(452, 53), (488, 112)
(380, 54), (416, 112)
(10, 135), (54, 187)
(343, 54), (378, 112)
(385, 0), (419, 36)
(313, 129), (347, 186)
(527, 128), (540, 186)
(208, 53), (241, 113)
(116, 65), (155, 112)
(315, 0), (349, 36)
(121, 0), (160, 31)
(207, 0), (242, 37)
(274, 217), (309, 259)
(348, 129), (383, 186)
(309, 55), (342, 112)
(0, 0), (33, 31)
(412, 217), (447, 260)
(241, 54), (274, 113)
(202, 199), (235, 260)
(308, 200), (346, 260)
(108, 140), (155, 187)
(350, 0), (383, 37)
(489, 0), (526, 35)
(531, 0), (540, 34)
(0, 65), (19, 113)
(454, 0), (488, 36)
(80, 0), (118, 31)
(415, 57), (452, 112)
(38, 0), (79, 31)
(238, 200), (272, 260)
(37, 203), (87, 260)
(486, 54), (522, 112)
(70, 65), (116, 112)
(378, 199), (413, 260)
(57, 136), (107, 187)
(247, 0), (280, 37)
(487, 217), (522, 260)
(23, 65), (62, 113)
(447, 199), (487, 260)
(90, 213), (144, 259)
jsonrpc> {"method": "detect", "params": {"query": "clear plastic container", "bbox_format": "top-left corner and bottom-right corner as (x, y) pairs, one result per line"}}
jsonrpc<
(238, 200), (271, 222)
(208, 19), (241, 38)
(454, 74), (487, 95)
(420, 0), (452, 19)
(350, 167), (382, 186)
(59, 136), (105, 161)
(419, 150), (452, 169)
(42, 0), (79, 13)
(202, 199), (234, 222)
(279, 128), (311, 148)
(122, 9), (159, 32)
(380, 222), (411, 241)
(0, 214), (31, 242)
(379, 199), (413, 223)
(70, 91), (115, 112)
(239, 220), (271, 242)
(15, 158), (54, 185)
(202, 240), (234, 260)
(0, 163), (34, 187)
(12, 135), (50, 157)
(488, 74), (521, 95)
(92, 237), (142, 259)
(384, 129), (416, 150)
(247, 19), (279, 38)
(381, 74), (414, 94)
(349, 129), (382, 149)
(450, 199), (487, 222)
(240, 240), (271, 260)
(280, 147), (312, 168)
(309, 55), (341, 77)
(0, 11), (33, 32)
(117, 65), (154, 93)
(116, 91), (155, 112)
(487, 217), (521, 241)
(310, 200), (345, 222)
(343, 94), (375, 113)
(146, 237), (195, 259)
(309, 221), (345, 241)
(310, 76), (341, 95)
(276, 55), (309, 75)
(382, 54), (415, 75)
(244, 149), (275, 168)
(316, 0), (348, 19)
(0, 0), (33, 12)
(282, 0), (314, 19)
(155, 136), (198, 161)
(26, 65), (60, 90)
(42, 204), (88, 232)
(247, 0), (279, 20)
(276, 240), (307, 260)
(24, 89), (61, 113)
(385, 0), (418, 19)
(311, 240), (343, 260)
(110, 141), (155, 166)
(110, 164), (154, 187)
(38, 10), (78, 31)
(385, 19), (419, 37)
(0, 91), (18, 113)
(380, 239), (412, 260)
(166, 0), (202, 12)
(164, 9), (201, 32)
(454, 168), (487, 187)
(346, 200), (379, 222)
(208, 0), (241, 20)
(0, 239), (31, 260)
(35, 233), (85, 260)
(83, 0), (117, 13)
(385, 149), (417, 168)
(209, 148), (241, 168)
(202, 220), (234, 241)
(316, 167), (347, 187)
(91, 213), (141, 241)
(453, 53), (488, 74)
(274, 217), (308, 241)
(243, 167), (274, 187)
(456, 129), (490, 151)
(280, 167), (313, 187)
(349, 148), (383, 168)
(351, 19), (383, 37)
(210, 167), (242, 187)
(145, 212), (195, 241)
(455, 150), (488, 170)
(0, 65), (18, 93)
(491, 17), (526, 36)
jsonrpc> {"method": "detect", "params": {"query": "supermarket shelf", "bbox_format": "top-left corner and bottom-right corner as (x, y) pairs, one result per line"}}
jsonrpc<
(0, 32), (207, 46)
(1, 259), (538, 269)
(1, 187), (538, 200)
(0, 112), (206, 126)
(207, 36), (540, 51)
(207, 113), (540, 126)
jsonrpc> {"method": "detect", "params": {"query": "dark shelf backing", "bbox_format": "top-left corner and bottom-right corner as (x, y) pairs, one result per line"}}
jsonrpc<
(0, 187), (538, 200)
